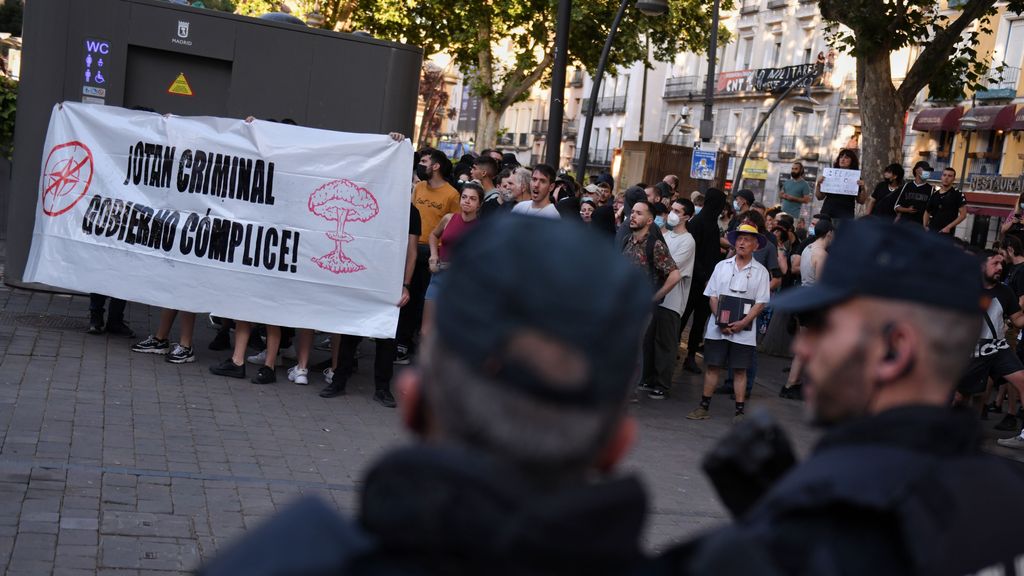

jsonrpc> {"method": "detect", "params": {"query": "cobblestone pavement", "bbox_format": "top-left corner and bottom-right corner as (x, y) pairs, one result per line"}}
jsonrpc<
(0, 284), (1019, 575)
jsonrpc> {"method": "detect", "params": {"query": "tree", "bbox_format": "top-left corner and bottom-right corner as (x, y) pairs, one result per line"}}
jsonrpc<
(354, 0), (729, 147)
(295, 1), (359, 31)
(233, 0), (280, 17)
(821, 0), (1024, 183)
(417, 64), (456, 148)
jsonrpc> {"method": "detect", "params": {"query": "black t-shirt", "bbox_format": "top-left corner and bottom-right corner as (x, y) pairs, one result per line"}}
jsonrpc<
(591, 204), (617, 237)
(1007, 262), (1024, 298)
(820, 194), (857, 221)
(870, 181), (901, 221)
(980, 283), (1020, 343)
(925, 187), (966, 232)
(409, 204), (422, 237)
(556, 196), (581, 220)
(896, 181), (932, 224)
(480, 197), (515, 219)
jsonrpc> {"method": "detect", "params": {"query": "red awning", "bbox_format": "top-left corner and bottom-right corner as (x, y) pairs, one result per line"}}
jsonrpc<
(1011, 107), (1024, 131)
(911, 106), (963, 132)
(960, 104), (1017, 131)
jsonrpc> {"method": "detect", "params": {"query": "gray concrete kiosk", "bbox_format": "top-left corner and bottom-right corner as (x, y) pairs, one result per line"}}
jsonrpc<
(5, 0), (422, 287)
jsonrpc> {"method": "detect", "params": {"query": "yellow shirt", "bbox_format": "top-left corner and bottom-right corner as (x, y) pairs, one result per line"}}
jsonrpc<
(413, 180), (460, 245)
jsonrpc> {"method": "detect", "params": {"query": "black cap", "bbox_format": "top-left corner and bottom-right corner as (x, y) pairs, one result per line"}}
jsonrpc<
(772, 219), (981, 314)
(434, 216), (651, 407)
(734, 189), (755, 205)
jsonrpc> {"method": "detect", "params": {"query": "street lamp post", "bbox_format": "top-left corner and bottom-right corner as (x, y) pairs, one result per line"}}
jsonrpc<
(575, 0), (668, 184)
(958, 115), (981, 195)
(698, 0), (720, 193)
(733, 74), (819, 192)
(545, 0), (572, 168)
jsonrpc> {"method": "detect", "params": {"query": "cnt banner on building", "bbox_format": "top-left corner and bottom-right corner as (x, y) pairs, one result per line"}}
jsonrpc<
(25, 102), (413, 338)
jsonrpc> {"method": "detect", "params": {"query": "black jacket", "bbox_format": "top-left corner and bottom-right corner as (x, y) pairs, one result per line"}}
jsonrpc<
(198, 445), (649, 576)
(651, 406), (1024, 576)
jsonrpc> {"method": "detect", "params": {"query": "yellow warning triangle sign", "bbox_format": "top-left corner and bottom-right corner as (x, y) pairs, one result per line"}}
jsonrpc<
(167, 73), (194, 96)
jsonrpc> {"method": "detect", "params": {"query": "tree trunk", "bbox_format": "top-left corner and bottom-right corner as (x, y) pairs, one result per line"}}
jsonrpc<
(857, 52), (909, 188)
(475, 101), (505, 150)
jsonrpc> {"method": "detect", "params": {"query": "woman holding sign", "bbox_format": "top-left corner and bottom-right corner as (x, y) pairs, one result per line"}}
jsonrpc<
(814, 149), (867, 222)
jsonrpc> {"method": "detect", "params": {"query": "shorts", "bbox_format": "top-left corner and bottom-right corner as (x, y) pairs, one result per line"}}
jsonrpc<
(703, 338), (755, 371)
(425, 269), (445, 301)
(957, 348), (1024, 396)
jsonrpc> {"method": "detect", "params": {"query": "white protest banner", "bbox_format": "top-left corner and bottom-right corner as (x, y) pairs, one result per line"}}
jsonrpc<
(820, 167), (861, 196)
(25, 103), (412, 338)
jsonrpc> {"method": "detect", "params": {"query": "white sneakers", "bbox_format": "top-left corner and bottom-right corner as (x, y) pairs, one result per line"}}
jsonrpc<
(287, 365), (309, 385)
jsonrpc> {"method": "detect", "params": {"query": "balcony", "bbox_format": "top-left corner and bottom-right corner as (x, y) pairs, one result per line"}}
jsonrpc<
(564, 118), (578, 138)
(532, 119), (549, 135)
(798, 135), (820, 160)
(664, 75), (702, 99)
(598, 95), (627, 114)
(581, 98), (592, 115)
(569, 69), (584, 87)
(588, 148), (613, 166)
(498, 133), (514, 146)
(740, 0), (759, 13)
(777, 135), (797, 159)
(665, 133), (692, 147)
(840, 78), (857, 108)
(976, 65), (1021, 100)
(722, 135), (737, 153)
(749, 134), (768, 158)
(767, 0), (788, 7)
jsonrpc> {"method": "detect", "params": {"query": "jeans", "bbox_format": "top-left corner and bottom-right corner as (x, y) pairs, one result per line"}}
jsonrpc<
(89, 293), (127, 324)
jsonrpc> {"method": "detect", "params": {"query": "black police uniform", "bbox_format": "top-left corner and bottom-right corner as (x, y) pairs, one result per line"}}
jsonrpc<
(652, 406), (1024, 576)
(198, 445), (649, 576)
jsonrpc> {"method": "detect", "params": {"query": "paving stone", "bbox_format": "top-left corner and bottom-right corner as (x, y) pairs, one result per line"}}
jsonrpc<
(101, 512), (193, 539)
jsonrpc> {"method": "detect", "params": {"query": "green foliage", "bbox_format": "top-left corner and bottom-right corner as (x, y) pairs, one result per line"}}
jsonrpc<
(234, 0), (278, 17)
(928, 46), (997, 101)
(198, 0), (238, 12)
(352, 0), (731, 110)
(0, 0), (22, 36)
(0, 76), (17, 159)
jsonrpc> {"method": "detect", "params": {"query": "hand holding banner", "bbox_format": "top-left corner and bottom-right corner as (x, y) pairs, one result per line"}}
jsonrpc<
(25, 103), (413, 338)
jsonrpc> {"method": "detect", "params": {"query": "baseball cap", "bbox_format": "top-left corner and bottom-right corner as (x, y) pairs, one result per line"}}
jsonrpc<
(772, 219), (981, 315)
(584, 184), (600, 195)
(734, 189), (755, 205)
(434, 216), (651, 407)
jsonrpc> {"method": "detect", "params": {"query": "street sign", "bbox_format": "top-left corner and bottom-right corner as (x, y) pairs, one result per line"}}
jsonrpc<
(690, 141), (718, 181)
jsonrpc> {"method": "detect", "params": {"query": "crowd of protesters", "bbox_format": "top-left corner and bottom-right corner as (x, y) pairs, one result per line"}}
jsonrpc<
(84, 140), (1024, 452)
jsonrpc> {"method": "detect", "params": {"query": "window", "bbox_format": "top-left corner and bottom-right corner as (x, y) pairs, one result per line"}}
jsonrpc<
(803, 29), (814, 64)
(773, 38), (783, 67)
(741, 37), (753, 69)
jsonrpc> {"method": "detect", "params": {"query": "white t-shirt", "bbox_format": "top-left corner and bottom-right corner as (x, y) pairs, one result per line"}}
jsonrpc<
(511, 201), (560, 219)
(703, 256), (771, 346)
(661, 229), (695, 316)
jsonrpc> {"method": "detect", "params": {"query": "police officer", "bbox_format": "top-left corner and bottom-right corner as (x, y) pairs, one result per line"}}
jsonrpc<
(198, 216), (654, 576)
(656, 219), (1024, 576)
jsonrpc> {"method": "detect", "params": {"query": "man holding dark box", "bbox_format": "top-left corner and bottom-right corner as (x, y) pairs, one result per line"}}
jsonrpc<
(687, 224), (771, 423)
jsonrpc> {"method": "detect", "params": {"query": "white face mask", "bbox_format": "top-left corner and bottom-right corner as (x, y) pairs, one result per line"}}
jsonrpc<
(667, 211), (680, 228)
(733, 200), (741, 212)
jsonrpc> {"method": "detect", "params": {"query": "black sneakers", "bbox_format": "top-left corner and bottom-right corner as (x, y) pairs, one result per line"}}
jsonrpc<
(779, 384), (803, 400)
(87, 312), (104, 335)
(132, 336), (170, 354)
(319, 379), (347, 398)
(208, 330), (230, 351)
(210, 358), (245, 378)
(166, 344), (195, 364)
(105, 321), (136, 338)
(648, 388), (667, 400)
(373, 388), (397, 408)
(251, 366), (276, 385)
(995, 414), (1019, 432)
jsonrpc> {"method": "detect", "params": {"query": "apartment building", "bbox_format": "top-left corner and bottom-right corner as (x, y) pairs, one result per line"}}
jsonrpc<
(905, 4), (1024, 247)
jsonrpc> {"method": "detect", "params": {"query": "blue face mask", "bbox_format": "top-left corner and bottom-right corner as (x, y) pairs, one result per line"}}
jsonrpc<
(808, 225), (816, 237)
(654, 216), (665, 229)
(733, 200), (742, 212)
(695, 206), (702, 215)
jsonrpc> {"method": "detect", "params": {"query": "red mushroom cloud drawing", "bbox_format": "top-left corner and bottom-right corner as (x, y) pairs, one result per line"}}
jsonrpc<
(309, 179), (379, 274)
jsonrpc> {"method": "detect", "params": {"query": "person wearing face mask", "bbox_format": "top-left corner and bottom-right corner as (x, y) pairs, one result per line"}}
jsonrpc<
(866, 162), (904, 221)
(728, 189), (755, 232)
(480, 168), (518, 218)
(679, 189), (727, 375)
(894, 160), (933, 226)
(779, 162), (812, 220)
(642, 199), (696, 400)
(655, 219), (1024, 576)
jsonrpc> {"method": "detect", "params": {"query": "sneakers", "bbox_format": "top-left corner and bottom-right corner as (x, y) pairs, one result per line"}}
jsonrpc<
(686, 406), (710, 420)
(637, 382), (657, 392)
(732, 412), (746, 424)
(323, 367), (335, 385)
(210, 358), (245, 378)
(648, 388), (667, 400)
(208, 330), (230, 351)
(288, 366), (309, 385)
(995, 414), (1020, 432)
(166, 344), (195, 364)
(373, 388), (397, 408)
(779, 384), (803, 400)
(247, 349), (276, 365)
(87, 313), (104, 335)
(682, 357), (702, 374)
(319, 380), (346, 398)
(251, 366), (276, 384)
(132, 336), (170, 354)
(105, 321), (136, 338)
(394, 345), (412, 365)
(996, 435), (1024, 450)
